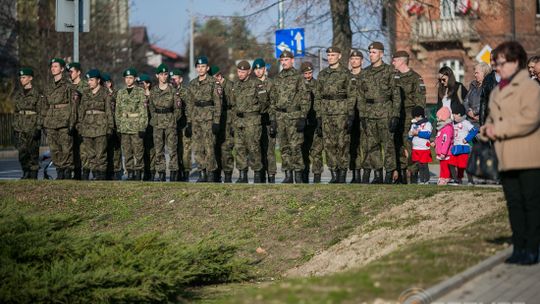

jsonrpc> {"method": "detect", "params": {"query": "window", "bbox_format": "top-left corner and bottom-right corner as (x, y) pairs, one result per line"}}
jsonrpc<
(440, 0), (456, 19)
(439, 59), (465, 83)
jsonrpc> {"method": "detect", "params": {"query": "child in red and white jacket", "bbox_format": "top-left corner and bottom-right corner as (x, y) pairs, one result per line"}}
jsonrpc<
(433, 107), (454, 185)
(408, 106), (433, 184)
(449, 103), (478, 184)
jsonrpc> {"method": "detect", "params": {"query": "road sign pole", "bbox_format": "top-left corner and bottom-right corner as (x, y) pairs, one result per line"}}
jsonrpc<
(278, 0), (284, 29)
(73, 0), (79, 62)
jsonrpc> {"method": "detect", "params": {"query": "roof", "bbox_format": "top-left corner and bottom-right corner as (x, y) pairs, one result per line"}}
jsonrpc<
(131, 26), (149, 44)
(149, 44), (184, 61)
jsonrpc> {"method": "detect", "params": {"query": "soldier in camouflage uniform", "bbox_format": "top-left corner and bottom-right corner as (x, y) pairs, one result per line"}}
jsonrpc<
(116, 68), (148, 181)
(347, 49), (366, 183)
(356, 42), (401, 184)
(43, 58), (78, 180)
(170, 68), (191, 182)
(67, 62), (87, 180)
(316, 47), (351, 183)
(270, 50), (310, 183)
(185, 56), (222, 183)
(148, 64), (181, 182)
(301, 62), (324, 183)
(253, 58), (276, 183)
(209, 65), (235, 183)
(13, 68), (44, 179)
(139, 74), (157, 181)
(229, 60), (265, 183)
(102, 73), (123, 180)
(391, 50), (426, 183)
(77, 69), (114, 180)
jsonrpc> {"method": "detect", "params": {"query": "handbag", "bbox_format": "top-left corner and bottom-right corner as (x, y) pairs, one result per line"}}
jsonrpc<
(466, 140), (499, 180)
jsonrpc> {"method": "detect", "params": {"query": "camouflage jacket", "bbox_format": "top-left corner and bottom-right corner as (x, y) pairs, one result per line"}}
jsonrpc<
(115, 86), (148, 134)
(394, 69), (426, 113)
(230, 76), (266, 127)
(256, 77), (273, 115)
(315, 65), (350, 116)
(186, 75), (222, 124)
(356, 63), (400, 119)
(221, 78), (234, 127)
(269, 67), (310, 121)
(43, 76), (78, 130)
(77, 86), (114, 138)
(347, 70), (362, 116)
(148, 84), (181, 129)
(13, 87), (45, 133)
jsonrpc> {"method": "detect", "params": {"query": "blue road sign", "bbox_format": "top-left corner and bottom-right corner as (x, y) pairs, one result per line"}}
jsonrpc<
(275, 28), (305, 58)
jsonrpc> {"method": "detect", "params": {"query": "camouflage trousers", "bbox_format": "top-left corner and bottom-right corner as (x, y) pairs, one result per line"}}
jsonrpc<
(154, 127), (178, 172)
(193, 120), (217, 172)
(302, 124), (324, 174)
(235, 124), (262, 171)
(47, 128), (73, 170)
(81, 135), (108, 171)
(177, 130), (192, 173)
(121, 133), (144, 170)
(277, 118), (304, 171)
(363, 118), (397, 171)
(322, 115), (350, 170)
(107, 132), (123, 178)
(220, 123), (235, 172)
(14, 131), (40, 171)
(261, 124), (277, 175)
(73, 129), (82, 179)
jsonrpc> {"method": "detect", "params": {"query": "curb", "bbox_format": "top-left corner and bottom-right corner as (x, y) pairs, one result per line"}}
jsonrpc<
(418, 246), (512, 303)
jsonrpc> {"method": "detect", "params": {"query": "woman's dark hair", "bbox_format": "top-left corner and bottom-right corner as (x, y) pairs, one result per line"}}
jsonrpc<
(437, 66), (458, 100)
(493, 41), (528, 69)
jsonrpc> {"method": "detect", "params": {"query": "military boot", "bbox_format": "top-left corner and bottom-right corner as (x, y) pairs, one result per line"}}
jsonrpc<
(20, 170), (29, 179)
(170, 171), (178, 182)
(302, 169), (309, 184)
(260, 170), (267, 183)
(56, 168), (64, 180)
(158, 171), (166, 182)
(196, 170), (207, 183)
(224, 171), (233, 183)
(350, 169), (357, 183)
(127, 170), (134, 181)
(313, 173), (321, 184)
(65, 168), (73, 180)
(294, 171), (303, 183)
(209, 170), (218, 183)
(400, 169), (408, 184)
(134, 170), (142, 181)
(236, 170), (248, 183)
(282, 171), (293, 184)
(353, 169), (362, 184)
(384, 170), (395, 184)
(361, 169), (371, 184)
(183, 170), (190, 182)
(371, 169), (383, 184)
(268, 174), (276, 184)
(254, 171), (263, 184)
(28, 170), (38, 179)
(95, 171), (106, 181)
(329, 170), (337, 184)
(337, 169), (347, 184)
(82, 169), (91, 180)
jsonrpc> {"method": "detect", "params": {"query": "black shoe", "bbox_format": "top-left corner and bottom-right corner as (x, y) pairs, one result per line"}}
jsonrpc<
(268, 174), (276, 184)
(196, 170), (207, 183)
(236, 170), (248, 183)
(82, 169), (91, 180)
(302, 170), (309, 184)
(260, 171), (267, 183)
(21, 170), (29, 179)
(352, 169), (361, 184)
(371, 169), (383, 184)
(338, 169), (347, 184)
(183, 171), (190, 182)
(224, 171), (232, 183)
(518, 249), (539, 265)
(400, 169), (408, 184)
(170, 170), (178, 182)
(294, 171), (303, 183)
(384, 171), (393, 184)
(282, 171), (293, 184)
(254, 171), (263, 183)
(313, 173), (321, 184)
(361, 169), (371, 184)
(207, 171), (216, 183)
(134, 170), (142, 181)
(28, 170), (38, 179)
(329, 170), (337, 184)
(505, 247), (525, 264)
(158, 171), (166, 182)
(212, 170), (221, 183)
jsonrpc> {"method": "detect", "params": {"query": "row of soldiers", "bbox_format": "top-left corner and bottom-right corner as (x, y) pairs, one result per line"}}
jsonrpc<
(13, 40), (425, 183)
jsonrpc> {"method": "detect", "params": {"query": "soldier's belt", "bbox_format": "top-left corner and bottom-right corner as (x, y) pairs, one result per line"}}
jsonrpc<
(154, 107), (174, 113)
(86, 110), (105, 114)
(365, 97), (389, 104)
(123, 113), (140, 118)
(276, 106), (301, 113)
(322, 94), (347, 100)
(50, 103), (69, 109)
(19, 110), (37, 115)
(236, 111), (260, 118)
(194, 100), (214, 107)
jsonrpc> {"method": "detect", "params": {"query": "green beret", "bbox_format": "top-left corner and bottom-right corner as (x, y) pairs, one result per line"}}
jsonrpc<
(368, 41), (384, 51)
(19, 68), (34, 77)
(392, 50), (410, 59)
(138, 74), (151, 83)
(252, 58), (266, 69)
(279, 50), (294, 59)
(195, 56), (208, 66)
(155, 64), (169, 74)
(208, 65), (220, 76)
(326, 46), (341, 54)
(85, 69), (101, 79)
(169, 68), (183, 77)
(101, 72), (111, 82)
(300, 62), (313, 73)
(236, 60), (251, 71)
(50, 58), (66, 67)
(67, 62), (81, 71)
(350, 49), (363, 58)
(123, 68), (138, 77)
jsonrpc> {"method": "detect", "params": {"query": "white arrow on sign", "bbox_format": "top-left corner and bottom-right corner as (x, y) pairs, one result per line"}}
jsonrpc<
(294, 32), (303, 54)
(277, 42), (291, 52)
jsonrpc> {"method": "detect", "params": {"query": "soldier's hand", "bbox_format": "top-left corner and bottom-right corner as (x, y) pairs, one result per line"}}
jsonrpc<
(346, 115), (355, 134)
(388, 117), (400, 133)
(295, 118), (306, 133)
(269, 121), (277, 138)
(33, 129), (41, 141)
(316, 117), (323, 137)
(212, 123), (220, 135)
(185, 123), (192, 138)
(68, 127), (76, 137)
(138, 131), (146, 139)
